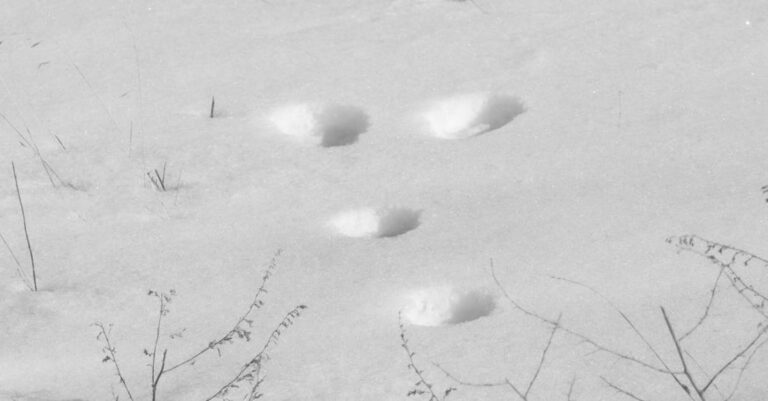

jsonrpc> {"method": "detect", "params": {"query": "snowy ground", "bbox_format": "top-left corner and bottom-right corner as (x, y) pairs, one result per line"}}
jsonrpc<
(2, 0), (768, 400)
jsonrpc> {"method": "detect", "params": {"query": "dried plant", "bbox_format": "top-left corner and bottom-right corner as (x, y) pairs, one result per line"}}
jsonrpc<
(398, 312), (457, 401)
(415, 249), (768, 401)
(95, 250), (307, 401)
(667, 235), (768, 319)
(1, 162), (39, 291)
(432, 314), (561, 401)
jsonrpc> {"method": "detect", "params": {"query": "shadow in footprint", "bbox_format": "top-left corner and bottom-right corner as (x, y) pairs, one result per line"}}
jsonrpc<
(318, 105), (370, 147)
(476, 94), (526, 133)
(443, 289), (496, 325)
(378, 208), (421, 237)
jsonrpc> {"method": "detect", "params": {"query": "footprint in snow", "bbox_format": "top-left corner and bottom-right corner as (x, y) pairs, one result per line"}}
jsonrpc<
(402, 286), (496, 326)
(423, 92), (525, 139)
(329, 207), (421, 238)
(269, 102), (369, 147)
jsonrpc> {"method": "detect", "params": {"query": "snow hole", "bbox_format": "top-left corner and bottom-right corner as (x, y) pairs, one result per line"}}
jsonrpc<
(329, 207), (420, 238)
(269, 103), (369, 147)
(424, 92), (524, 139)
(403, 286), (496, 326)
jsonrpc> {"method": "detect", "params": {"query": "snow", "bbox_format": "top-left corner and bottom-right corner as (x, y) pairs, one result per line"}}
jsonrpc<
(2, 0), (768, 400)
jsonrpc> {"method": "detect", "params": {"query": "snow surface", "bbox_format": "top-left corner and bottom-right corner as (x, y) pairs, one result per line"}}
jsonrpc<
(2, 0), (768, 400)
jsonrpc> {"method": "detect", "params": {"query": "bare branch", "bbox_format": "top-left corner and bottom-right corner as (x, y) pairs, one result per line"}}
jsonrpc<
(524, 314), (561, 398)
(701, 323), (768, 394)
(504, 270), (675, 374)
(433, 315), (561, 401)
(661, 307), (703, 400)
(600, 376), (650, 401)
(492, 262), (673, 374)
(548, 275), (690, 397)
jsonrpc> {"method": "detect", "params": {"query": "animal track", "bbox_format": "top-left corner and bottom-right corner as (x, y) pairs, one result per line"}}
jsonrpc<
(402, 286), (496, 326)
(329, 207), (420, 238)
(269, 103), (369, 147)
(423, 92), (525, 139)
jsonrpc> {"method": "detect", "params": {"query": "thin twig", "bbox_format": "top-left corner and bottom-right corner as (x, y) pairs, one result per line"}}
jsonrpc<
(566, 376), (577, 401)
(684, 350), (725, 399)
(206, 304), (308, 401)
(165, 250), (283, 373)
(12, 162), (37, 291)
(151, 349), (167, 401)
(54, 135), (66, 150)
(433, 315), (561, 401)
(700, 322), (768, 394)
(491, 262), (673, 374)
(150, 294), (166, 400)
(147, 162), (168, 191)
(680, 267), (724, 342)
(546, 274), (690, 394)
(95, 323), (136, 401)
(1, 112), (63, 188)
(0, 230), (32, 290)
(399, 312), (445, 401)
(432, 362), (506, 388)
(73, 64), (123, 136)
(128, 121), (133, 158)
(503, 378), (527, 401)
(661, 307), (703, 400)
(600, 376), (649, 401)
(725, 336), (768, 401)
(524, 313), (561, 398)
(615, 308), (691, 397)
(125, 21), (142, 159)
